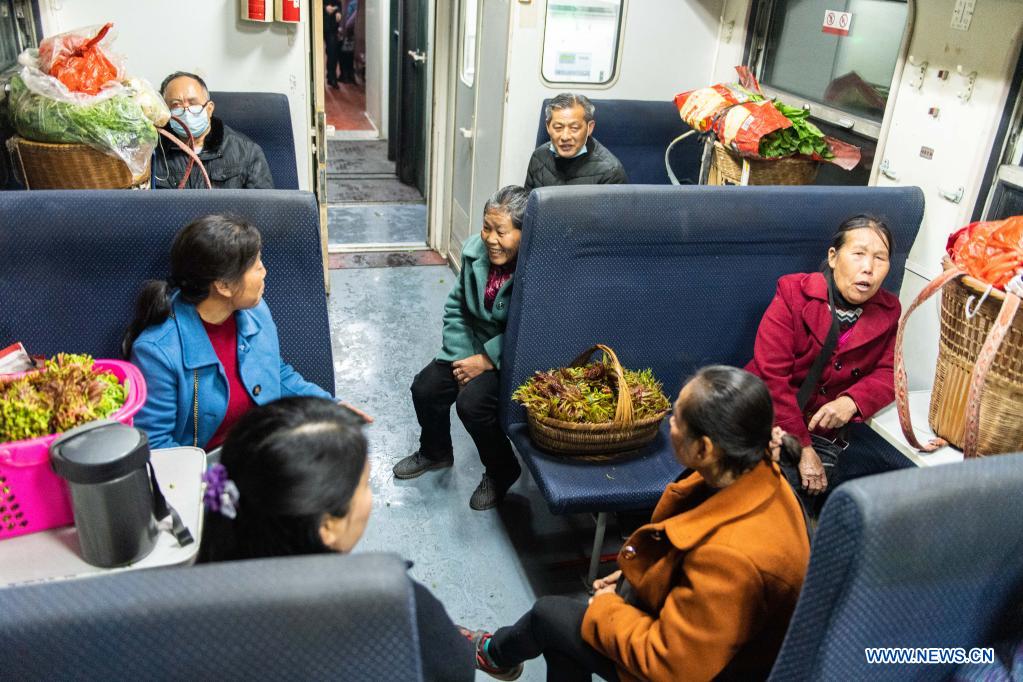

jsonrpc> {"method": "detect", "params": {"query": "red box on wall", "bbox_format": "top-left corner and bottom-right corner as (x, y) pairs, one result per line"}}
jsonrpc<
(242, 0), (273, 22)
(275, 0), (301, 23)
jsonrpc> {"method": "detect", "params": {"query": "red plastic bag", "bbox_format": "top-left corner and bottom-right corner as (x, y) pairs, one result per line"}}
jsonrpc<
(38, 23), (121, 95)
(946, 216), (1023, 290)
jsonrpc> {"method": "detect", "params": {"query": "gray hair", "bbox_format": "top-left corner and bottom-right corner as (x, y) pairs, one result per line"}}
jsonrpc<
(544, 93), (595, 123)
(483, 185), (529, 229)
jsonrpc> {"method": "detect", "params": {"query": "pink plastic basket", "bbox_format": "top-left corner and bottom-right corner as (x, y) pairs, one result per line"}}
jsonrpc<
(0, 359), (147, 540)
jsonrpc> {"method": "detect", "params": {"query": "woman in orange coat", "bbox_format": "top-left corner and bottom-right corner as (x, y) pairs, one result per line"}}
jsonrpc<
(461, 366), (810, 681)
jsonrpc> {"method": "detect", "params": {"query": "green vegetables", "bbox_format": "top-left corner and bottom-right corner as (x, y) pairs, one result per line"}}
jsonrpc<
(7, 73), (156, 159)
(0, 354), (127, 442)
(759, 101), (834, 160)
(514, 362), (670, 424)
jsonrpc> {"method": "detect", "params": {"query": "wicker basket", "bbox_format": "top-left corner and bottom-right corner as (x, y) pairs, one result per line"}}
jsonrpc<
(707, 141), (818, 186)
(524, 344), (670, 462)
(929, 275), (1023, 455)
(7, 136), (150, 189)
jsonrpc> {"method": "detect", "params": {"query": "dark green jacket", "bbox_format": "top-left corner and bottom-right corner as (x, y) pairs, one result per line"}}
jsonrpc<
(436, 234), (514, 369)
(523, 137), (628, 191)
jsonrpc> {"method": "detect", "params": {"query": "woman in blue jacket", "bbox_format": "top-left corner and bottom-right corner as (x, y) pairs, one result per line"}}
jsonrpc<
(123, 214), (368, 450)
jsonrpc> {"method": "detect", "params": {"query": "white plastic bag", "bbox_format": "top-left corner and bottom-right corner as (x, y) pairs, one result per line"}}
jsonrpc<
(8, 45), (156, 176)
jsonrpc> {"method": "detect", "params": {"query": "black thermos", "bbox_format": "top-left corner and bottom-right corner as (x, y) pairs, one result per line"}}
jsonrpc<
(49, 420), (158, 568)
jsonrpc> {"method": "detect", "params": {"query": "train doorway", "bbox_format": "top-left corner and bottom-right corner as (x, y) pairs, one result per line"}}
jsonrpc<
(312, 0), (435, 261)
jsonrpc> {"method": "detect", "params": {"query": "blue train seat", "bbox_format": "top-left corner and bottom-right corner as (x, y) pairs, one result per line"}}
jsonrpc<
(0, 553), (424, 681)
(499, 184), (924, 578)
(771, 451), (1023, 681)
(209, 91), (300, 190)
(0, 189), (333, 394)
(533, 98), (702, 185)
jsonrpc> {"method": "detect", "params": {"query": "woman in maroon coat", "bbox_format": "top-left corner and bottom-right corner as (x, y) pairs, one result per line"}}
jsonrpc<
(746, 215), (900, 508)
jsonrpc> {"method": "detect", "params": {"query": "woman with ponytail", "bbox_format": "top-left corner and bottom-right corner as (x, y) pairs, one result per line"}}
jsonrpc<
(463, 366), (809, 682)
(746, 214), (899, 510)
(198, 397), (473, 681)
(124, 214), (366, 450)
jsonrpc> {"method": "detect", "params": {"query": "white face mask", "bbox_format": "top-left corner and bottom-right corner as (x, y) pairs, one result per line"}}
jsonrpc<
(170, 108), (210, 140)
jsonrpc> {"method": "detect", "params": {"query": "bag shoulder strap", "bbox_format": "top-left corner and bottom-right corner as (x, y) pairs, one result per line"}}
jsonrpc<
(796, 273), (842, 411)
(147, 461), (194, 547)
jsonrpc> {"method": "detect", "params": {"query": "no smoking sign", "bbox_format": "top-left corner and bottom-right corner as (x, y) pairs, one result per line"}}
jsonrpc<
(823, 10), (853, 36)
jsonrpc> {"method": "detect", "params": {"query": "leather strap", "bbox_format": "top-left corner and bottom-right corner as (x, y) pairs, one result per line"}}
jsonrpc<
(893, 266), (962, 451)
(962, 287), (1021, 458)
(157, 126), (212, 189)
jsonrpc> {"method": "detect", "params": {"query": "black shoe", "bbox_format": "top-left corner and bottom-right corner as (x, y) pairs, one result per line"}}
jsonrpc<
(327, 80), (339, 89)
(469, 464), (521, 511)
(392, 451), (453, 479)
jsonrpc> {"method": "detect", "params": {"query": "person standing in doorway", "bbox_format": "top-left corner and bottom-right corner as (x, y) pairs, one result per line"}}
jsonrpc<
(325, 3), (341, 88)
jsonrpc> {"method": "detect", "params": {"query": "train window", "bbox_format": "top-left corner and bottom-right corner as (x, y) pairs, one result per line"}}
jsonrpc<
(980, 82), (1023, 220)
(460, 0), (479, 87)
(541, 0), (624, 85)
(753, 0), (908, 129)
(0, 0), (37, 73)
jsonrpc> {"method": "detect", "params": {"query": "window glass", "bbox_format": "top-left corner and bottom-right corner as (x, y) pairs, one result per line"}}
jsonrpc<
(460, 0), (478, 86)
(541, 0), (623, 85)
(761, 0), (908, 122)
(1, 1), (20, 72)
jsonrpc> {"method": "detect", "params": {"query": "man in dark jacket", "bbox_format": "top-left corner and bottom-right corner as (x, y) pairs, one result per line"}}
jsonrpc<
(523, 93), (627, 191)
(155, 72), (274, 189)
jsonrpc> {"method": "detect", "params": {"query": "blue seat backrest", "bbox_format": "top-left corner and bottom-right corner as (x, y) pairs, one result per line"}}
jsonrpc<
(770, 452), (1023, 681)
(209, 91), (299, 190)
(534, 98), (701, 185)
(500, 184), (924, 431)
(0, 553), (424, 681)
(0, 189), (333, 394)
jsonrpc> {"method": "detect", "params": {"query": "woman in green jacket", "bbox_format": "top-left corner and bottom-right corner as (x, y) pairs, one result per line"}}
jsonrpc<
(393, 185), (528, 511)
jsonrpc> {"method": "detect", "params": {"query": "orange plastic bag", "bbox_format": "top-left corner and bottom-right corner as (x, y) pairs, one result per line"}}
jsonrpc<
(38, 23), (121, 95)
(947, 216), (1023, 290)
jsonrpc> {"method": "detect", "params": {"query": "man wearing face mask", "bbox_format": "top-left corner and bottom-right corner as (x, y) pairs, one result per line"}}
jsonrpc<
(154, 72), (274, 189)
(523, 92), (627, 192)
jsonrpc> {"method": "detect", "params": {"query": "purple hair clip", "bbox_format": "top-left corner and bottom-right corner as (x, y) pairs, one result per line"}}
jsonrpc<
(202, 463), (240, 519)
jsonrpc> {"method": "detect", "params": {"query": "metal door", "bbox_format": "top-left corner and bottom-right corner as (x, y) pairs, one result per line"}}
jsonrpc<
(396, 0), (429, 193)
(447, 0), (511, 263)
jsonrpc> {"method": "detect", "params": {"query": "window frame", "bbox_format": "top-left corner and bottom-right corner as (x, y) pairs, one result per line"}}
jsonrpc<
(978, 67), (1023, 220)
(539, 0), (628, 89)
(0, 0), (38, 74)
(458, 0), (479, 88)
(746, 0), (915, 141)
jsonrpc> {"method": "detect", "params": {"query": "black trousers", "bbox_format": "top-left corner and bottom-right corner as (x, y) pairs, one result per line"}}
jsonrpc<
(325, 33), (339, 84)
(411, 359), (517, 477)
(488, 596), (620, 682)
(412, 581), (475, 681)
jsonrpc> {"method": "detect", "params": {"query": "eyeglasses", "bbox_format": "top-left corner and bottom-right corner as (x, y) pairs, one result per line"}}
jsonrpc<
(168, 101), (211, 116)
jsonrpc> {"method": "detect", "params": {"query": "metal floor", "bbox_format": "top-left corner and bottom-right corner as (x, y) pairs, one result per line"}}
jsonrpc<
(327, 265), (626, 681)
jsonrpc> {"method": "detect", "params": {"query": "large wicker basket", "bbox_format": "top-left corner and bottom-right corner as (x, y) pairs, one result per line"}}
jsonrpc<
(929, 274), (1023, 455)
(707, 141), (818, 186)
(524, 345), (670, 462)
(7, 136), (150, 189)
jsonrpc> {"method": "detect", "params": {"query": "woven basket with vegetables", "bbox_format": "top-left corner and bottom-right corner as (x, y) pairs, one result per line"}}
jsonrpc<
(513, 345), (671, 462)
(669, 66), (861, 186)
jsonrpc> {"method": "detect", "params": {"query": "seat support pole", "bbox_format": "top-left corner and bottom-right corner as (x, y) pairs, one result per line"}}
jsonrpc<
(588, 512), (609, 587)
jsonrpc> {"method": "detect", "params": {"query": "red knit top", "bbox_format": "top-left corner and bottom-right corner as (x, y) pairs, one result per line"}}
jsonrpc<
(202, 315), (255, 449)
